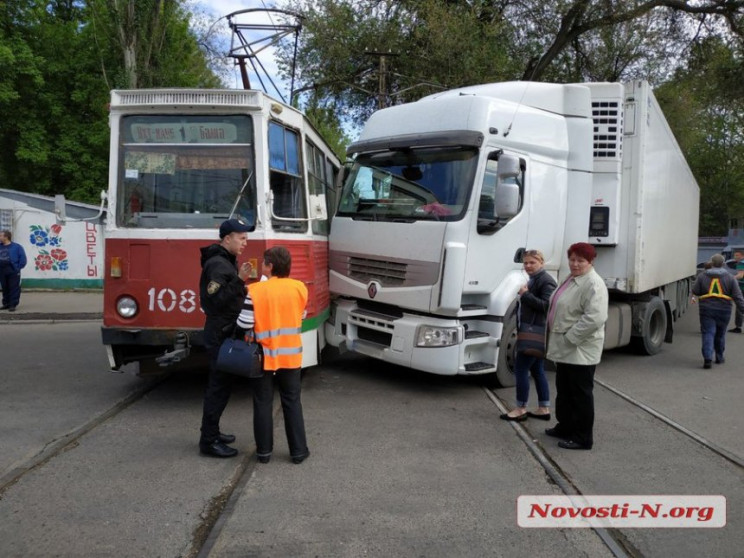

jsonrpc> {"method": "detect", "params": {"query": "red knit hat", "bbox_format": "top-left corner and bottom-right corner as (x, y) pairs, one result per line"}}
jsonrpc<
(567, 242), (597, 262)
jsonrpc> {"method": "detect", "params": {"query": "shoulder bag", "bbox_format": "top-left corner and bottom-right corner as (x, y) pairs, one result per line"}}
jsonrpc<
(216, 333), (264, 378)
(515, 301), (547, 359)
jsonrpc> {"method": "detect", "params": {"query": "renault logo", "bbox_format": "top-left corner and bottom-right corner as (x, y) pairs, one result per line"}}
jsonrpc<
(367, 281), (380, 299)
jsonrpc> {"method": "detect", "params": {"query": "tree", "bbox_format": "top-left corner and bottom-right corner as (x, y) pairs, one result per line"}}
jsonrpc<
(0, 0), (222, 204)
(656, 37), (744, 235)
(87, 0), (221, 89)
(508, 0), (744, 81)
(278, 0), (518, 126)
(277, 0), (744, 113)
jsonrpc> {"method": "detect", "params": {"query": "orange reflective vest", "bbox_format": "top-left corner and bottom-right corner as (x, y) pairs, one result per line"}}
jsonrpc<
(248, 277), (308, 371)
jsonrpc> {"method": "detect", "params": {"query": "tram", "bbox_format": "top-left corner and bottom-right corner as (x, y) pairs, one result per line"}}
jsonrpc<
(101, 89), (341, 372)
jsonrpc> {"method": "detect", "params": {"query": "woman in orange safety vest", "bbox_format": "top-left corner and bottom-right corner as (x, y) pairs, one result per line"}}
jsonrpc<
(236, 246), (310, 464)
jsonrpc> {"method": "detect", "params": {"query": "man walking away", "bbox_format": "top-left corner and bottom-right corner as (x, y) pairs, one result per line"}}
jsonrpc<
(0, 230), (27, 312)
(692, 254), (744, 368)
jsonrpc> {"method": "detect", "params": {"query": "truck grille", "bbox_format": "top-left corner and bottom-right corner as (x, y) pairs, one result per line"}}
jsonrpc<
(349, 256), (407, 286)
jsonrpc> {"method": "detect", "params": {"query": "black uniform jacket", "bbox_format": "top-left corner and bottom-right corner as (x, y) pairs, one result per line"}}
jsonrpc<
(199, 244), (246, 350)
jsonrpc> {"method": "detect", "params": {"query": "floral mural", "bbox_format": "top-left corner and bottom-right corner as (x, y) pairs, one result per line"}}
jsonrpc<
(30, 224), (69, 272)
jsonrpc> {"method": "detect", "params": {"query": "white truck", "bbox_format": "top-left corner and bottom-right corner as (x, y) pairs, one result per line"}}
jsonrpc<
(324, 80), (699, 386)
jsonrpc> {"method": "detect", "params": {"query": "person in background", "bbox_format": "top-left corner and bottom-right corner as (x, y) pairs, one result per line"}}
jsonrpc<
(545, 243), (608, 451)
(198, 218), (253, 458)
(692, 253), (744, 368)
(0, 230), (27, 312)
(236, 246), (310, 465)
(729, 249), (744, 333)
(500, 249), (556, 422)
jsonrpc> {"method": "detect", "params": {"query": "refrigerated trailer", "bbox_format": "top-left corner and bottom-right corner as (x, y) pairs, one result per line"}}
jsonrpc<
(324, 80), (699, 386)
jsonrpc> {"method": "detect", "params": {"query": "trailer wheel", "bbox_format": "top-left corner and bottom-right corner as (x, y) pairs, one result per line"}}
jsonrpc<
(632, 296), (667, 355)
(494, 313), (518, 388)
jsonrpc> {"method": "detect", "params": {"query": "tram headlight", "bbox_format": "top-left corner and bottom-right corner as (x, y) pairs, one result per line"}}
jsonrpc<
(415, 325), (460, 347)
(116, 296), (138, 319)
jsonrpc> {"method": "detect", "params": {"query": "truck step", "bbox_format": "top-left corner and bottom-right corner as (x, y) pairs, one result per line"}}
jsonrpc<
(458, 304), (487, 317)
(464, 330), (490, 339)
(464, 362), (495, 372)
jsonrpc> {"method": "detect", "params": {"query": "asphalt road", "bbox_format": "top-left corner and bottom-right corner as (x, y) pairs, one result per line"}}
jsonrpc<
(1, 311), (742, 557)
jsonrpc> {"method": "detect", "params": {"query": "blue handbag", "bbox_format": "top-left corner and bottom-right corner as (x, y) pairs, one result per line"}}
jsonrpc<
(216, 336), (264, 378)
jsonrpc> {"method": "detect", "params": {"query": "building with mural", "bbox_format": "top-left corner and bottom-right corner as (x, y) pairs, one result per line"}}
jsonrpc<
(0, 189), (105, 289)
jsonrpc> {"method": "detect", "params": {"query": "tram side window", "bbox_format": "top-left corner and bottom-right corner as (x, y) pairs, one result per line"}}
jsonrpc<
(306, 139), (339, 235)
(269, 122), (307, 232)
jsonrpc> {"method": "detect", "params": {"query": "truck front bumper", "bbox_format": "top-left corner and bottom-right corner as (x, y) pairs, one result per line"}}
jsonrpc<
(326, 299), (500, 376)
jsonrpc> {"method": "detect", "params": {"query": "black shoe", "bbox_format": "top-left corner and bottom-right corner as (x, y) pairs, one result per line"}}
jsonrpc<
(8, 307), (16, 312)
(729, 327), (742, 333)
(0, 305), (9, 310)
(257, 454), (271, 464)
(715, 356), (725, 364)
(558, 440), (592, 450)
(291, 450), (310, 464)
(199, 440), (238, 458)
(500, 412), (527, 422)
(218, 432), (236, 444)
(527, 412), (551, 421)
(545, 427), (571, 440)
(703, 360), (712, 369)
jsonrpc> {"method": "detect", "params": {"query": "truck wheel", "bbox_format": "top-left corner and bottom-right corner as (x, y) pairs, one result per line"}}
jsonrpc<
(494, 313), (518, 388)
(632, 296), (667, 355)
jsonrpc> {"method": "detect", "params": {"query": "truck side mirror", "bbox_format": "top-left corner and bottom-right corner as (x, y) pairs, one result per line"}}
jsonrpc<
(54, 194), (67, 224)
(494, 182), (520, 220)
(496, 153), (520, 180)
(494, 153), (521, 220)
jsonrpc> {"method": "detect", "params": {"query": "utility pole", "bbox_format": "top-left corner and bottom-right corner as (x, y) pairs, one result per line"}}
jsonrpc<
(365, 50), (398, 109)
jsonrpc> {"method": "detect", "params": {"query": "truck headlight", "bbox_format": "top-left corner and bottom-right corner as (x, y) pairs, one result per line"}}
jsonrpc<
(416, 326), (460, 347)
(116, 296), (138, 318)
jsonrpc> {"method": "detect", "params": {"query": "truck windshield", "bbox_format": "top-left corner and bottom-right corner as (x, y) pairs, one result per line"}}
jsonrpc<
(116, 115), (256, 229)
(337, 147), (478, 221)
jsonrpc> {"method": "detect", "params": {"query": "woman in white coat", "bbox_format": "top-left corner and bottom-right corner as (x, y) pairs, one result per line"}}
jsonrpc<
(545, 243), (608, 450)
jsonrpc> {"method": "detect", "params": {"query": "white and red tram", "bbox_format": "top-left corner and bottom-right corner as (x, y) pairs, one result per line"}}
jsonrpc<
(102, 89), (340, 372)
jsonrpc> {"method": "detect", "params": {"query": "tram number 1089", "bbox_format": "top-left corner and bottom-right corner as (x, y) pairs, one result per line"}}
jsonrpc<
(147, 287), (200, 314)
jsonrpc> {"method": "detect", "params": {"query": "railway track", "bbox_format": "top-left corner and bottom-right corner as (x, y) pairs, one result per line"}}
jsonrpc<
(485, 376), (744, 558)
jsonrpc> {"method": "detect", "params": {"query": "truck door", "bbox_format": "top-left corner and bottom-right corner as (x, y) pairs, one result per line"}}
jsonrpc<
(465, 150), (529, 299)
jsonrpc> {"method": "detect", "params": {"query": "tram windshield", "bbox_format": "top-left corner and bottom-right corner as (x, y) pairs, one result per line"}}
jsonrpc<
(337, 146), (478, 221)
(116, 115), (256, 229)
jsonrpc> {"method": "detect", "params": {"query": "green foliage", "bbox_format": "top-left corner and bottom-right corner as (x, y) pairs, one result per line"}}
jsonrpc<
(657, 38), (744, 235)
(0, 0), (222, 205)
(302, 97), (352, 160)
(280, 0), (518, 126)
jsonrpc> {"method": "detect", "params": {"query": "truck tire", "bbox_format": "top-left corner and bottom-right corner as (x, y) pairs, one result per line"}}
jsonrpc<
(494, 313), (518, 387)
(632, 296), (667, 355)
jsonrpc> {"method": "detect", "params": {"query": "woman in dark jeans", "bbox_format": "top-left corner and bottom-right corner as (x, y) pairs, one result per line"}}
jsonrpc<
(500, 249), (556, 422)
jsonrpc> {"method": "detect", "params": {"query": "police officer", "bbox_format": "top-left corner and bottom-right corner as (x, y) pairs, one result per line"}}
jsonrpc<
(198, 218), (253, 458)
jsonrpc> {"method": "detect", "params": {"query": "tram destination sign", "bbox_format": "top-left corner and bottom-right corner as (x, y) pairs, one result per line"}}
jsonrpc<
(130, 122), (239, 144)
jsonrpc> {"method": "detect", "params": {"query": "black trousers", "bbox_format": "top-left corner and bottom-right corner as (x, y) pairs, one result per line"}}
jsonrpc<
(554, 362), (596, 447)
(200, 348), (234, 443)
(251, 368), (308, 459)
(0, 269), (21, 307)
